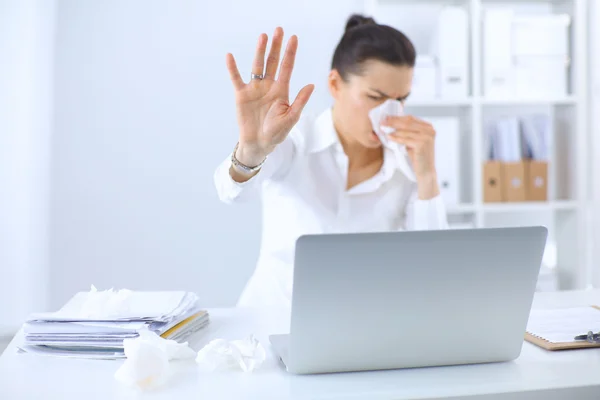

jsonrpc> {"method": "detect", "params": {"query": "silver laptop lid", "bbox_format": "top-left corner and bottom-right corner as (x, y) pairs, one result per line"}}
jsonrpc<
(288, 227), (548, 374)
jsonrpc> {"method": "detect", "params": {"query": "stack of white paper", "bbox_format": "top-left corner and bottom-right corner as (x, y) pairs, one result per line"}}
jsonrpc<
(18, 286), (209, 359)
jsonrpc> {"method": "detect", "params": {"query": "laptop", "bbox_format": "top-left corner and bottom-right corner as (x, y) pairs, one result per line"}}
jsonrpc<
(269, 226), (548, 374)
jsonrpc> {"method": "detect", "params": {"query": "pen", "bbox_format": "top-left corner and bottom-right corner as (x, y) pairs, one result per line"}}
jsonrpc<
(574, 331), (600, 343)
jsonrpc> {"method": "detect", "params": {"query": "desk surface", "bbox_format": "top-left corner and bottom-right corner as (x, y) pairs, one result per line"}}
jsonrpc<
(2, 290), (600, 400)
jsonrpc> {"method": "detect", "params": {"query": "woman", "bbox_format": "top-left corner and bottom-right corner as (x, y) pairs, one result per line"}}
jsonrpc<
(214, 14), (448, 307)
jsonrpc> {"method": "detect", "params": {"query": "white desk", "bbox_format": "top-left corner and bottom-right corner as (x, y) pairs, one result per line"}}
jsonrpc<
(2, 290), (600, 399)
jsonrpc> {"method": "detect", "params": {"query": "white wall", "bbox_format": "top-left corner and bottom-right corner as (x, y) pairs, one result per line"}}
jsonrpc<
(49, 0), (365, 308)
(0, 0), (55, 332)
(14, 0), (596, 312)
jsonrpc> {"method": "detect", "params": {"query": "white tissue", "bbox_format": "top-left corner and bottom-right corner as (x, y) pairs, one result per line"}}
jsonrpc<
(80, 284), (133, 319)
(115, 329), (196, 389)
(196, 335), (266, 372)
(368, 99), (404, 146)
(368, 99), (417, 181)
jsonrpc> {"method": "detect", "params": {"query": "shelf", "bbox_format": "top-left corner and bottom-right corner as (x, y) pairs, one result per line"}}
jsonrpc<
(366, 0), (590, 290)
(405, 98), (472, 107)
(479, 96), (577, 106)
(404, 96), (577, 107)
(481, 201), (579, 213)
(480, 0), (569, 3)
(446, 201), (580, 214)
(446, 203), (477, 214)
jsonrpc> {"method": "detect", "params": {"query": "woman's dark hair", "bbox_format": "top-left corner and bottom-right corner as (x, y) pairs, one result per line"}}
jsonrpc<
(331, 14), (416, 81)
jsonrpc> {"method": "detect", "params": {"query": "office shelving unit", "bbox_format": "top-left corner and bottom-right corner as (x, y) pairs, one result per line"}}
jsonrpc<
(590, 0), (600, 289)
(364, 0), (590, 291)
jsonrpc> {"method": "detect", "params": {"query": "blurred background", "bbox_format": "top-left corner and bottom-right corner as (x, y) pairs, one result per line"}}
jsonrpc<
(0, 0), (599, 342)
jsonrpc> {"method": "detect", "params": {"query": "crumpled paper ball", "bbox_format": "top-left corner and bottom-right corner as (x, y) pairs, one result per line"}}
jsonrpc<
(196, 335), (266, 372)
(79, 284), (133, 319)
(115, 329), (196, 389)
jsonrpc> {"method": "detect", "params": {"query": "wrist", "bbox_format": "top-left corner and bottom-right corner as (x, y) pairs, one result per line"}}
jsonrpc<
(235, 143), (268, 167)
(416, 173), (440, 200)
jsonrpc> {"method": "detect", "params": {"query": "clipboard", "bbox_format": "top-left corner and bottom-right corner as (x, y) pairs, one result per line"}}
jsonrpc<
(525, 305), (600, 351)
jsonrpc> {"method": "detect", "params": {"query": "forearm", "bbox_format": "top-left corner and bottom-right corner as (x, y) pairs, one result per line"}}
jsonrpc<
(404, 190), (448, 231)
(229, 144), (267, 183)
(417, 174), (440, 200)
(214, 136), (296, 204)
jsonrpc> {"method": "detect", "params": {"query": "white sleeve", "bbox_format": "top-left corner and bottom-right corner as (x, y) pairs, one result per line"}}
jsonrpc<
(213, 136), (296, 204)
(403, 193), (449, 231)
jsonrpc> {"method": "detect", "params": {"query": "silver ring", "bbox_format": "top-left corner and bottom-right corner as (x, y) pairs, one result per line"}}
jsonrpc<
(251, 73), (264, 80)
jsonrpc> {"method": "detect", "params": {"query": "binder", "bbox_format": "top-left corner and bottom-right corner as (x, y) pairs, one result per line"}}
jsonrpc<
(525, 306), (600, 351)
(429, 117), (460, 205)
(411, 55), (438, 99)
(433, 6), (469, 98)
(483, 9), (514, 97)
(521, 115), (550, 201)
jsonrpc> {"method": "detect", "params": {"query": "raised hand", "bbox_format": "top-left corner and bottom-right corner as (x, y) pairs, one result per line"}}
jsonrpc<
(226, 27), (315, 167)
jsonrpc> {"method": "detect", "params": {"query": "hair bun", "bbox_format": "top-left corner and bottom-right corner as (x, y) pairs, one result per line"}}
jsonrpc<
(345, 14), (376, 32)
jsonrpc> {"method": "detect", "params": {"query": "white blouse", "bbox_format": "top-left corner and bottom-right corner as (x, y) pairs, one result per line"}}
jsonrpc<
(214, 108), (448, 307)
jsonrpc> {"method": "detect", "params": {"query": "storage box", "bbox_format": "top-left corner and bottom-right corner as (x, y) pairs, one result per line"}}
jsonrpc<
(483, 161), (503, 203)
(483, 161), (548, 202)
(512, 14), (570, 57)
(502, 162), (527, 202)
(514, 56), (569, 98)
(525, 160), (548, 201)
(483, 12), (571, 98)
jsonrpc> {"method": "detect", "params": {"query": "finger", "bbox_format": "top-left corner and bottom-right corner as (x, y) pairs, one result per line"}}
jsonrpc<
(382, 117), (420, 132)
(278, 35), (298, 85)
(289, 84), (315, 118)
(388, 135), (420, 149)
(410, 118), (435, 134)
(226, 53), (244, 91)
(384, 116), (434, 134)
(389, 131), (421, 142)
(265, 27), (284, 80)
(252, 33), (268, 76)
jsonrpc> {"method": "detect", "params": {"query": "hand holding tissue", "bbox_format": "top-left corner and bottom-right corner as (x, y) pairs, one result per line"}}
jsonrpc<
(369, 100), (438, 192)
(369, 98), (404, 146)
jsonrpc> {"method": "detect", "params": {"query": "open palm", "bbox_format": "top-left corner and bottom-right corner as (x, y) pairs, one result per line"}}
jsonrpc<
(226, 27), (314, 162)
